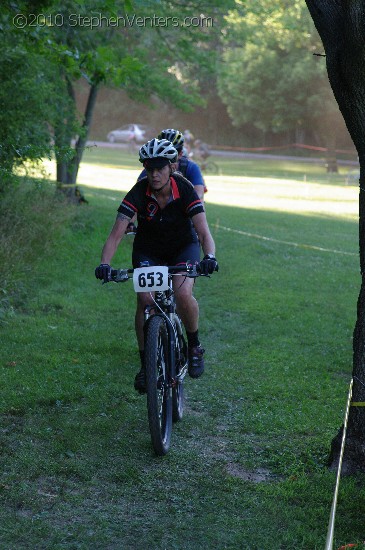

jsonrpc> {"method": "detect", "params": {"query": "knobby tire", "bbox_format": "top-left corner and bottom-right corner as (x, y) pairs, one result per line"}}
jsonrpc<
(172, 315), (186, 423)
(145, 315), (172, 455)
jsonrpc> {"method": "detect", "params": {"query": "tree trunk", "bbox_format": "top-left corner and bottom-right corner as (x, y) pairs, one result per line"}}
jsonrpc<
(305, 0), (365, 473)
(54, 78), (98, 203)
(54, 128), (78, 202)
(54, 76), (78, 201)
(70, 83), (99, 185)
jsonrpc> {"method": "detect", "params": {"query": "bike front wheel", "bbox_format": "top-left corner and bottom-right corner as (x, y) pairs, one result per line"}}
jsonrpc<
(172, 317), (186, 423)
(145, 315), (172, 455)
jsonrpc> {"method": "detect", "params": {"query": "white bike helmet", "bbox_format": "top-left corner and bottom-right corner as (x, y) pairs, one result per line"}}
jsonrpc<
(139, 138), (178, 163)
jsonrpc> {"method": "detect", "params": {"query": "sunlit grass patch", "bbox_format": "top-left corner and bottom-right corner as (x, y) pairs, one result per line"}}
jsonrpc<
(203, 174), (358, 218)
(40, 149), (358, 220)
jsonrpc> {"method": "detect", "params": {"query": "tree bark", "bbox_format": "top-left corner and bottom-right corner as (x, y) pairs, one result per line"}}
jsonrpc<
(54, 76), (78, 201)
(70, 83), (99, 185)
(54, 77), (98, 203)
(306, 0), (365, 473)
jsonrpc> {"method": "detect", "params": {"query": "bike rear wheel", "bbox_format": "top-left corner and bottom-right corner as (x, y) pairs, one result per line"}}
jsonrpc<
(145, 315), (172, 455)
(204, 161), (219, 174)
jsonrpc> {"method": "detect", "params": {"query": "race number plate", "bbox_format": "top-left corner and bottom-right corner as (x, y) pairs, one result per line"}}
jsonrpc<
(133, 266), (169, 292)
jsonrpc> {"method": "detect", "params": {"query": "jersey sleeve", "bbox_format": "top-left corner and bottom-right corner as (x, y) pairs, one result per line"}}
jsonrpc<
(178, 178), (205, 218)
(186, 161), (205, 188)
(117, 182), (144, 219)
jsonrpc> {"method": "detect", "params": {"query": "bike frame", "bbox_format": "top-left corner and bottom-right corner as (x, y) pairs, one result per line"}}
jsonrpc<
(110, 263), (199, 385)
(143, 276), (188, 387)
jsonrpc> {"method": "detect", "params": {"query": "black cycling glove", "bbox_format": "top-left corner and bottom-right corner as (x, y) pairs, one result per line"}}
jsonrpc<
(95, 263), (111, 282)
(199, 255), (219, 275)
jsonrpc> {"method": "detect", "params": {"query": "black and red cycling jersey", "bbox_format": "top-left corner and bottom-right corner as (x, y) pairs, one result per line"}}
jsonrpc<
(117, 173), (204, 257)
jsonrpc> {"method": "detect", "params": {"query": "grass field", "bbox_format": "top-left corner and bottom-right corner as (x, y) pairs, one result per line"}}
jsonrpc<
(1, 149), (365, 549)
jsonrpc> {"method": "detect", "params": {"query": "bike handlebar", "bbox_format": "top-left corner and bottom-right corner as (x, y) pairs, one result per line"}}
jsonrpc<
(109, 263), (203, 283)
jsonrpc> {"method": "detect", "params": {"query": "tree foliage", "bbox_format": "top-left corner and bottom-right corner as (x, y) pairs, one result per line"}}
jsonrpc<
(217, 0), (344, 145)
(0, 0), (234, 191)
(0, 2), (58, 190)
(43, 0), (232, 186)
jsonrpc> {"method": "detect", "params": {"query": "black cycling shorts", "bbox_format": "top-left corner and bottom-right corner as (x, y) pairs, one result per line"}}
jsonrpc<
(132, 241), (200, 268)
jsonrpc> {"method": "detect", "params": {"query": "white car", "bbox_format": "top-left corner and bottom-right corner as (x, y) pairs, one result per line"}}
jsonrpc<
(106, 124), (153, 143)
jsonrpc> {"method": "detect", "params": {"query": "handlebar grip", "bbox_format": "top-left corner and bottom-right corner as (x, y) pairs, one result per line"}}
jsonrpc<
(109, 268), (134, 282)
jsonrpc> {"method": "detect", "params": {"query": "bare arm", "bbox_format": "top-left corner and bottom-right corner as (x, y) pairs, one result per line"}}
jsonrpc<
(194, 185), (205, 201)
(100, 216), (130, 264)
(191, 212), (216, 256)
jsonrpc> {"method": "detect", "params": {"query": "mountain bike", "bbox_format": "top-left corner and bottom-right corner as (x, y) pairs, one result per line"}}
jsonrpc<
(109, 263), (203, 456)
(190, 145), (219, 174)
(200, 158), (219, 174)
